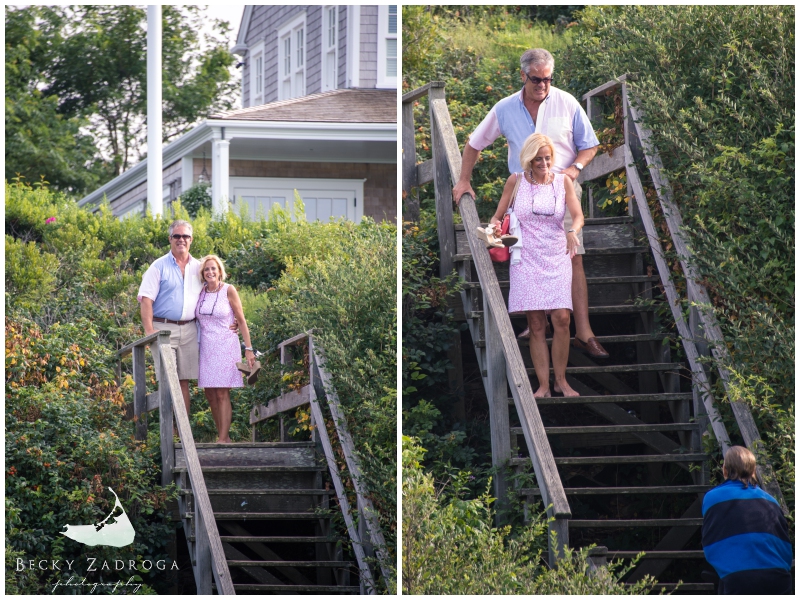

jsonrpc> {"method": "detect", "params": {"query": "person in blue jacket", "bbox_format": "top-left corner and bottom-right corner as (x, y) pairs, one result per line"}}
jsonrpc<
(702, 445), (793, 594)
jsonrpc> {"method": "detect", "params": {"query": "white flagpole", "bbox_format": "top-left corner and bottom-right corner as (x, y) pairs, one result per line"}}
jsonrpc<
(147, 5), (163, 217)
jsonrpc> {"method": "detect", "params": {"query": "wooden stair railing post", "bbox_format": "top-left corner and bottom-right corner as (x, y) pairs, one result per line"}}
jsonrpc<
(402, 86), (420, 222)
(428, 82), (466, 421)
(624, 86), (786, 510)
(157, 331), (175, 488)
(158, 345), (235, 595)
(483, 290), (510, 515)
(428, 91), (571, 564)
(309, 336), (393, 590)
(306, 354), (376, 594)
(132, 343), (147, 441)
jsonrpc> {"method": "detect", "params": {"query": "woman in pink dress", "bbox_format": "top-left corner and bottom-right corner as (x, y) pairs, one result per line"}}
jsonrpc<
(488, 133), (584, 398)
(196, 254), (256, 443)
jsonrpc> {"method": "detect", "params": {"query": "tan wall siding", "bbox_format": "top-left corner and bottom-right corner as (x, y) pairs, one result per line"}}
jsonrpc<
(110, 160), (183, 217)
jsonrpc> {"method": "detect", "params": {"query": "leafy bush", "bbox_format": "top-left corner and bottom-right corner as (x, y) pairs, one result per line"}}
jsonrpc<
(5, 317), (175, 595)
(402, 437), (656, 595)
(177, 182), (211, 218)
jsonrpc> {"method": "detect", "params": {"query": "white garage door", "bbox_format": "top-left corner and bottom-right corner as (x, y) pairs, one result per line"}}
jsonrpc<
(229, 177), (364, 222)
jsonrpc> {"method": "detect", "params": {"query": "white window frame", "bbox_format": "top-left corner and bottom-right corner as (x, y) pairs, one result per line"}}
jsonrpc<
(376, 5), (398, 89)
(277, 13), (306, 100)
(229, 177), (364, 222)
(322, 6), (338, 92)
(248, 40), (265, 107)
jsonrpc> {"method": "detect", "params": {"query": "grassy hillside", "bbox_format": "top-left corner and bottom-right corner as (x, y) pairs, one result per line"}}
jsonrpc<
(5, 181), (396, 593)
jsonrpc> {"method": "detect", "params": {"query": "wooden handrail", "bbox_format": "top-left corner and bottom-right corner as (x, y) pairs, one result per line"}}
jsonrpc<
(422, 85), (571, 563)
(249, 330), (391, 591)
(620, 83), (786, 511)
(308, 336), (393, 589)
(115, 332), (234, 594)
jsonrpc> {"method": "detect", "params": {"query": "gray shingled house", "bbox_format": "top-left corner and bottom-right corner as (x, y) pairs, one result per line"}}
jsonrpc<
(78, 5), (397, 223)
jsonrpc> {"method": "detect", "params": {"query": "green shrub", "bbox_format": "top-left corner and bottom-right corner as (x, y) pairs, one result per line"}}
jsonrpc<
(177, 182), (211, 218)
(6, 316), (175, 595)
(402, 437), (656, 595)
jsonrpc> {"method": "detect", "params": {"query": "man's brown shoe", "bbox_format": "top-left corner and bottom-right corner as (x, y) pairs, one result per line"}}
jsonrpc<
(572, 336), (609, 358)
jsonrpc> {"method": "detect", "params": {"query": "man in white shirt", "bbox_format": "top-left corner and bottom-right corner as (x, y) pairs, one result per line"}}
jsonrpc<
(137, 220), (203, 412)
(452, 48), (609, 358)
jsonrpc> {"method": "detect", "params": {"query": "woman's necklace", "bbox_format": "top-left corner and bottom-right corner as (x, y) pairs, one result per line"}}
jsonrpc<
(527, 168), (551, 185)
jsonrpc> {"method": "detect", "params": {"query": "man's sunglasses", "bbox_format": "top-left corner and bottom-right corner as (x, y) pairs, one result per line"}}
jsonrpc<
(525, 74), (554, 86)
(171, 234), (192, 240)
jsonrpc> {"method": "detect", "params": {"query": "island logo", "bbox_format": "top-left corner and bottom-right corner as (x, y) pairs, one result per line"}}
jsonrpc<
(61, 487), (135, 548)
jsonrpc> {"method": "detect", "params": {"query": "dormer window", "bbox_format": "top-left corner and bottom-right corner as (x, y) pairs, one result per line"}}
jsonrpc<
(322, 6), (338, 91)
(248, 40), (265, 106)
(377, 5), (397, 89)
(278, 13), (306, 100)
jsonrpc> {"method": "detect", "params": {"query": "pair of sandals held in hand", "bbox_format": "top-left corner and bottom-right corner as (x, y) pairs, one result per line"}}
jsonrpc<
(475, 224), (518, 248)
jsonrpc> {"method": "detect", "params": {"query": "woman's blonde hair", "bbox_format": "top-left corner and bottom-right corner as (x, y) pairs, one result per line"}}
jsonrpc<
(723, 445), (758, 488)
(199, 254), (228, 283)
(519, 133), (557, 173)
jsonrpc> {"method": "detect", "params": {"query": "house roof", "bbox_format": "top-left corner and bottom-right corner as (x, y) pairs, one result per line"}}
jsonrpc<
(209, 89), (396, 124)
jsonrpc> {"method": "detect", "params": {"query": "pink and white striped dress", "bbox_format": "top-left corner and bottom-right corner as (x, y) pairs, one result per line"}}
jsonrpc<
(196, 283), (244, 388)
(507, 173), (573, 313)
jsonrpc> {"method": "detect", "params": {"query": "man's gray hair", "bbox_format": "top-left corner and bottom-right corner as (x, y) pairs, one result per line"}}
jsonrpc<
(520, 49), (555, 74)
(168, 219), (193, 238)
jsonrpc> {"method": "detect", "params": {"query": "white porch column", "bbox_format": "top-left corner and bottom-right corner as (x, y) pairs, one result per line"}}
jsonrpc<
(211, 137), (230, 218)
(146, 5), (163, 216)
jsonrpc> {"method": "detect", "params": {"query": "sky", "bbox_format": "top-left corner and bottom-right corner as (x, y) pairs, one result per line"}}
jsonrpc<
(203, 4), (246, 46)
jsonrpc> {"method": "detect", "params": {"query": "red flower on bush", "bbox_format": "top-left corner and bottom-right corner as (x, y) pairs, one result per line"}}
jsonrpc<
(45, 217), (56, 224)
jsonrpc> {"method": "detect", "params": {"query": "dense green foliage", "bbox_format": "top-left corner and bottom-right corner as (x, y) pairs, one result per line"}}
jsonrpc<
(5, 5), (236, 190)
(403, 438), (655, 594)
(559, 4), (795, 514)
(5, 182), (396, 592)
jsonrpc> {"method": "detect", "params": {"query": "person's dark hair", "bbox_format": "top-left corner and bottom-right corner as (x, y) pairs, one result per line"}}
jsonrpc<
(723, 445), (759, 488)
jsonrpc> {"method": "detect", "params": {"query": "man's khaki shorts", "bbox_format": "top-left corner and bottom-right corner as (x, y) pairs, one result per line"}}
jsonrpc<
(151, 320), (199, 381)
(563, 179), (585, 255)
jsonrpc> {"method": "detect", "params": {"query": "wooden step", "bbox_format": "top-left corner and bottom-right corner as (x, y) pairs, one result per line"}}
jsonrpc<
(527, 392), (692, 405)
(462, 275), (660, 290)
(216, 583), (361, 592)
(569, 518), (703, 527)
(184, 511), (328, 520)
(227, 560), (353, 568)
(454, 216), (634, 230)
(645, 583), (715, 591)
(609, 550), (706, 559)
(523, 423), (699, 435)
(172, 466), (324, 474)
(180, 488), (335, 496)
(522, 363), (680, 377)
(475, 332), (669, 349)
(454, 247), (647, 264)
(191, 535), (339, 543)
(520, 485), (711, 496)
(176, 442), (315, 448)
(174, 443), (317, 468)
(511, 453), (708, 467)
(467, 305), (656, 321)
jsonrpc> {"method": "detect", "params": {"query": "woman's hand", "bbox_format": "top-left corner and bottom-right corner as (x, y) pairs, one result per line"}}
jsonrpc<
(488, 217), (502, 232)
(566, 231), (581, 258)
(245, 349), (256, 369)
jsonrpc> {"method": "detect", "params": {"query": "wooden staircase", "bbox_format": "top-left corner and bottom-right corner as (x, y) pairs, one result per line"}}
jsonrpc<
(403, 78), (786, 593)
(174, 442), (359, 594)
(118, 330), (389, 594)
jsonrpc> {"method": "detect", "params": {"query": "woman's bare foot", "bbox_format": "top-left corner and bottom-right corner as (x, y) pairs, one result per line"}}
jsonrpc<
(533, 386), (551, 398)
(216, 437), (232, 444)
(554, 380), (579, 397)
